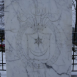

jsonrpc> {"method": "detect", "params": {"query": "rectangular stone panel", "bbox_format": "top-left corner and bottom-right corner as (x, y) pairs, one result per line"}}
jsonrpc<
(5, 0), (72, 77)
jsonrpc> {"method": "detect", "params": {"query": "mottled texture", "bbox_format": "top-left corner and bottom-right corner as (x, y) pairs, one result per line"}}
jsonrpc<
(5, 0), (72, 77)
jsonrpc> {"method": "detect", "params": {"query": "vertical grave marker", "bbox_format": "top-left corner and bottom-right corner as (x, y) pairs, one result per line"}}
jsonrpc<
(5, 0), (72, 77)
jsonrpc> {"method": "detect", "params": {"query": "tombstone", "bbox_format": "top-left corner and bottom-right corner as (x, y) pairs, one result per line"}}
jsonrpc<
(5, 0), (72, 77)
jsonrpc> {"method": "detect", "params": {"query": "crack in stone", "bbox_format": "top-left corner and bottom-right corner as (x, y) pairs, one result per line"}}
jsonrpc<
(45, 63), (70, 77)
